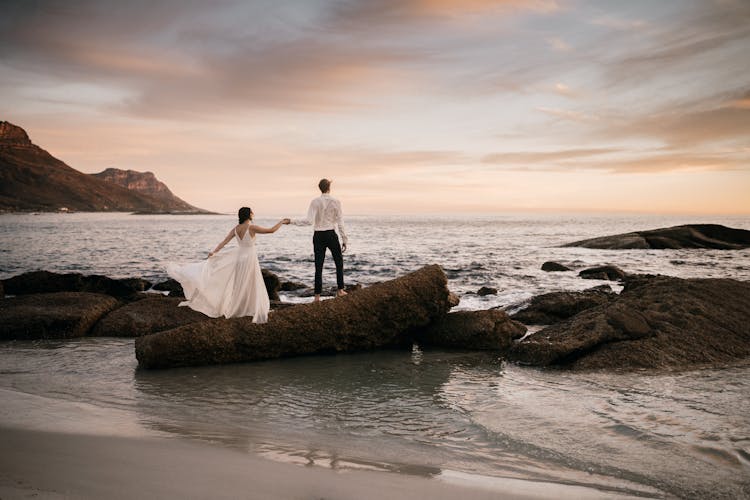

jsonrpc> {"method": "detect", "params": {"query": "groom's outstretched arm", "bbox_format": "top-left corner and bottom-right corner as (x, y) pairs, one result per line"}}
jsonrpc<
(291, 199), (316, 226)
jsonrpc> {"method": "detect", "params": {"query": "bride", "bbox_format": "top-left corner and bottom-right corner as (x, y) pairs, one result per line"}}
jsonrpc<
(167, 207), (290, 323)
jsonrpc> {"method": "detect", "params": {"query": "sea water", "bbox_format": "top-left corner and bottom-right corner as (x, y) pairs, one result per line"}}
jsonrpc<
(1, 212), (749, 498)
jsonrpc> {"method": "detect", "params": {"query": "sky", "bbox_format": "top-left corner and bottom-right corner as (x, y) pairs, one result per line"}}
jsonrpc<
(1, 0), (749, 215)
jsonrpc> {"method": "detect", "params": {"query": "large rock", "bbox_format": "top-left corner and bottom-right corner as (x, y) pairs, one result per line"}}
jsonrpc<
(415, 310), (526, 350)
(541, 261), (571, 272)
(0, 292), (119, 340)
(509, 276), (750, 370)
(578, 265), (626, 281)
(261, 269), (281, 301)
(563, 224), (750, 250)
(510, 288), (615, 325)
(2, 271), (150, 298)
(136, 265), (454, 369)
(91, 296), (208, 337)
(152, 279), (184, 297)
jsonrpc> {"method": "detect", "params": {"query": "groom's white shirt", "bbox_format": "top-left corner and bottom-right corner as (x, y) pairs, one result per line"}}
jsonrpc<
(296, 194), (348, 245)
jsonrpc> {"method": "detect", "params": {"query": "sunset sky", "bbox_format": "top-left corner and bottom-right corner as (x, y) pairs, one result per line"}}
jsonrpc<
(1, 0), (749, 215)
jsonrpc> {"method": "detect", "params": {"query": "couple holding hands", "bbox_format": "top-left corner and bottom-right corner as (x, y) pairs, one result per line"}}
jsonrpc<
(167, 179), (347, 324)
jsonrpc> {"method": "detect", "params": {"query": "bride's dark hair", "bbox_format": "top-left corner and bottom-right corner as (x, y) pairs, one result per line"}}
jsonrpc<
(238, 207), (252, 224)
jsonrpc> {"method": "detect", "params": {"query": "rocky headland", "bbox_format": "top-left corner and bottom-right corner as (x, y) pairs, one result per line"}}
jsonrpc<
(563, 224), (750, 250)
(0, 121), (211, 213)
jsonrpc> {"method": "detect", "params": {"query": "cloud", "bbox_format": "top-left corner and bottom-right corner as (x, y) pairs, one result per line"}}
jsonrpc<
(482, 148), (619, 164)
(600, 88), (750, 147)
(601, 2), (750, 84)
(482, 147), (748, 174)
(536, 106), (600, 122)
(547, 37), (571, 52)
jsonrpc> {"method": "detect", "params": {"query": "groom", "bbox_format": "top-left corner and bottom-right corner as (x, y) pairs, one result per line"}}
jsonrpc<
(303, 178), (348, 302)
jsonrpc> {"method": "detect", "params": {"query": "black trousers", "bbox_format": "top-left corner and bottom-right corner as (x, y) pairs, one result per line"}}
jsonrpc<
(313, 230), (344, 294)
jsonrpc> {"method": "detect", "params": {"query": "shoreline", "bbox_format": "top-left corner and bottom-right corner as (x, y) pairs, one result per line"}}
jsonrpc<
(0, 387), (646, 500)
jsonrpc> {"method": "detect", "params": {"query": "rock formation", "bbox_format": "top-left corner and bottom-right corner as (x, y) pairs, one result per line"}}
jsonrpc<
(0, 292), (119, 340)
(135, 264), (453, 369)
(2, 271), (150, 298)
(541, 261), (571, 272)
(415, 310), (526, 350)
(510, 287), (615, 325)
(578, 265), (626, 281)
(563, 224), (750, 250)
(509, 275), (750, 370)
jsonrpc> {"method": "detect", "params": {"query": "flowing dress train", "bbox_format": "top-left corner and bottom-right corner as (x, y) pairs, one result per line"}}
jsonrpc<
(167, 228), (270, 323)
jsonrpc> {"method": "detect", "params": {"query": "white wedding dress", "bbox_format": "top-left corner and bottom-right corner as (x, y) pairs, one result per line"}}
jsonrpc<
(167, 228), (270, 323)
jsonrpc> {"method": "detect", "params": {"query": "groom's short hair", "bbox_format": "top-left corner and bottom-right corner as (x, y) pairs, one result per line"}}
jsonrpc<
(318, 178), (331, 193)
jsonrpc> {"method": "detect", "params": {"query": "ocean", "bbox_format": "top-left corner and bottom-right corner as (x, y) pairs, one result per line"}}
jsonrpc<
(1, 212), (749, 498)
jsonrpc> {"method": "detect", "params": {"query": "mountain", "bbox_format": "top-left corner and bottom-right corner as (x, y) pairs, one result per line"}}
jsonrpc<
(90, 168), (202, 212)
(0, 121), (211, 213)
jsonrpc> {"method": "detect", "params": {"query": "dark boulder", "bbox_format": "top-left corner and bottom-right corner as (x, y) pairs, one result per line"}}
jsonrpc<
(91, 296), (208, 337)
(2, 271), (150, 298)
(579, 265), (626, 281)
(541, 261), (571, 272)
(477, 286), (498, 296)
(0, 292), (119, 340)
(135, 265), (454, 369)
(563, 224), (750, 250)
(510, 288), (615, 325)
(152, 279), (184, 297)
(280, 281), (307, 292)
(261, 269), (280, 301)
(509, 275), (750, 371)
(416, 310), (526, 350)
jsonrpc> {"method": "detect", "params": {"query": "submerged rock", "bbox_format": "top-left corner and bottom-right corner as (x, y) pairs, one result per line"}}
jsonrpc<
(509, 275), (750, 371)
(563, 224), (750, 250)
(416, 310), (526, 351)
(0, 292), (119, 340)
(579, 265), (626, 281)
(541, 261), (571, 272)
(510, 288), (615, 325)
(477, 286), (498, 296)
(91, 296), (208, 337)
(2, 271), (150, 298)
(135, 264), (454, 369)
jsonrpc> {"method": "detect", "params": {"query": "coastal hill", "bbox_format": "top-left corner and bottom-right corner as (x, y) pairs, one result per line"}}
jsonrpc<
(0, 121), (211, 213)
(90, 168), (202, 212)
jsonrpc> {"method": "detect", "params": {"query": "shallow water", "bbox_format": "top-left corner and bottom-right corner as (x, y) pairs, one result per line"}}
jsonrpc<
(1, 213), (750, 497)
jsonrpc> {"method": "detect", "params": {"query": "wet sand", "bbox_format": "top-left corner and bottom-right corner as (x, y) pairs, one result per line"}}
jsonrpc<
(0, 389), (646, 499)
(0, 425), (635, 500)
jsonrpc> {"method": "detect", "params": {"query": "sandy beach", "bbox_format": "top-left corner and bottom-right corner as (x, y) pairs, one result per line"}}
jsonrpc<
(0, 388), (639, 500)
(1, 425), (632, 500)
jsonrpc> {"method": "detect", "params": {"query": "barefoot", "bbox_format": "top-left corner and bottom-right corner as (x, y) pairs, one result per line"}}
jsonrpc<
(313, 295), (321, 303)
(337, 289), (348, 298)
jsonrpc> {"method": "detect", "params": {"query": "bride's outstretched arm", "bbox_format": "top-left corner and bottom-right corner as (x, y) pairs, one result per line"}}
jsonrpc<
(208, 229), (235, 257)
(250, 219), (290, 235)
